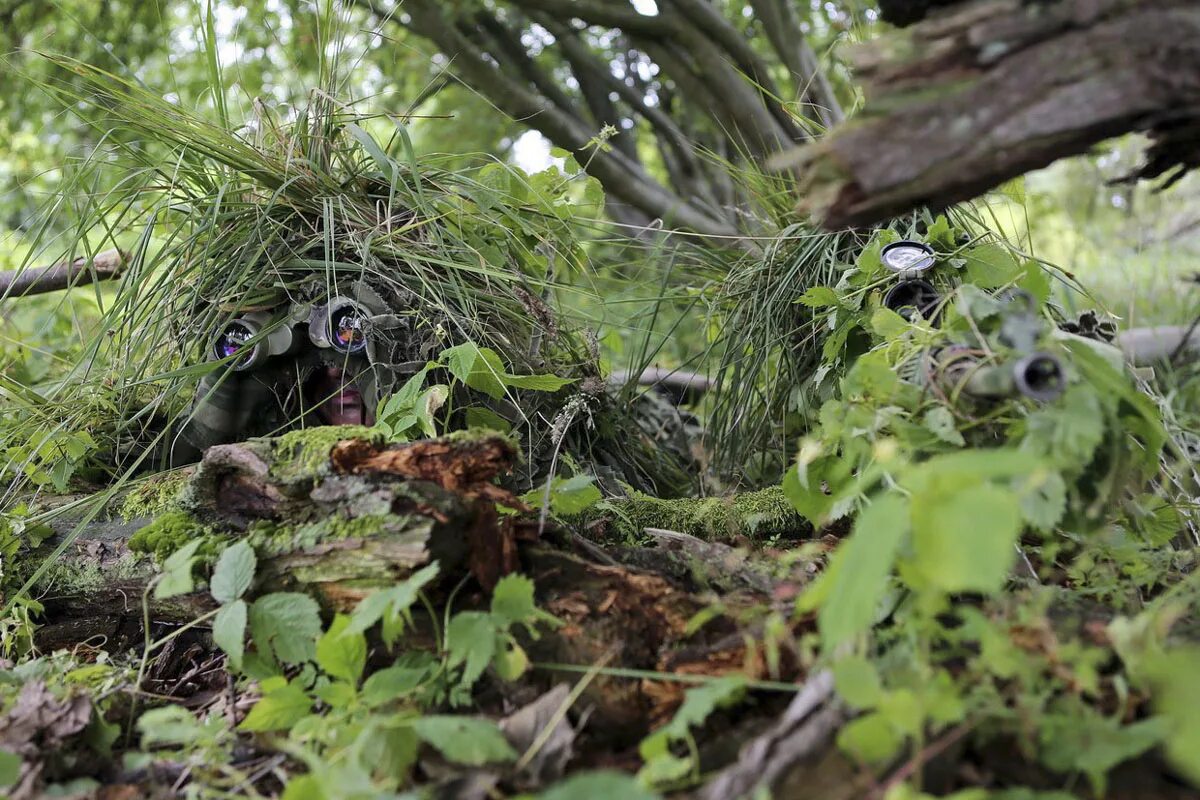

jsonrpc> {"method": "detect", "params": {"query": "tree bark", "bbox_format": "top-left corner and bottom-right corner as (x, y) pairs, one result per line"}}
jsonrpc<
(0, 249), (125, 299)
(788, 0), (1200, 229)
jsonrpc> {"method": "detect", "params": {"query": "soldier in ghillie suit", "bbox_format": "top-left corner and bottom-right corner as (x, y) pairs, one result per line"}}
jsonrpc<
(56, 74), (706, 497)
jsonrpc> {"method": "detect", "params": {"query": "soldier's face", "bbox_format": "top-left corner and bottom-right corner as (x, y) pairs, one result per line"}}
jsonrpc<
(310, 366), (373, 426)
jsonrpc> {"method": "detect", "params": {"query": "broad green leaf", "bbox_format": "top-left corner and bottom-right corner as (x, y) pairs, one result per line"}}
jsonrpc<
(808, 494), (909, 648)
(136, 705), (206, 747)
(1016, 469), (1067, 533)
(441, 342), (508, 398)
(249, 593), (322, 666)
(239, 682), (312, 732)
(316, 614), (367, 684)
(210, 541), (256, 604)
(154, 539), (204, 600)
(362, 663), (431, 706)
(445, 611), (497, 686)
(909, 483), (1021, 594)
(837, 711), (903, 764)
(538, 771), (661, 800)
(923, 407), (965, 447)
(0, 749), (19, 788)
(411, 716), (516, 765)
(1143, 647), (1200, 785)
(503, 372), (574, 392)
(640, 676), (747, 758)
(796, 286), (840, 308)
(490, 574), (537, 627)
(280, 775), (325, 800)
(962, 243), (1021, 289)
(869, 307), (910, 340)
(344, 562), (439, 639)
(213, 599), (247, 672)
(833, 657), (883, 710)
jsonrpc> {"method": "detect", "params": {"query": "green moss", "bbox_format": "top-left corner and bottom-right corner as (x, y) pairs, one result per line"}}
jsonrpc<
(128, 510), (223, 561)
(271, 424), (380, 482)
(595, 486), (809, 542)
(36, 552), (146, 594)
(245, 512), (410, 556)
(116, 472), (190, 520)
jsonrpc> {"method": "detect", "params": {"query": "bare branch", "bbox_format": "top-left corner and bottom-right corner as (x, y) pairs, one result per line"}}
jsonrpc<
(0, 249), (125, 299)
(397, 0), (744, 240)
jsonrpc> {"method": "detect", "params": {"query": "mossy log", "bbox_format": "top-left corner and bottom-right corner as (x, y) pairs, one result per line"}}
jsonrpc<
(25, 431), (803, 736)
(786, 0), (1200, 229)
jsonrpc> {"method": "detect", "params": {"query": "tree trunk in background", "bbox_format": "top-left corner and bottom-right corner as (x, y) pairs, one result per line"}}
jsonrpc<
(355, 0), (846, 242)
(787, 0), (1200, 229)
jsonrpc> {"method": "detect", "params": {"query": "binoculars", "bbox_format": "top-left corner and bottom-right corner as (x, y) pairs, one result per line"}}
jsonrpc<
(211, 297), (371, 371)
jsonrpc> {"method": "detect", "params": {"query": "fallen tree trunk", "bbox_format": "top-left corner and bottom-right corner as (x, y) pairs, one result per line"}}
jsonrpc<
(0, 249), (125, 298)
(786, 0), (1200, 229)
(25, 431), (799, 735)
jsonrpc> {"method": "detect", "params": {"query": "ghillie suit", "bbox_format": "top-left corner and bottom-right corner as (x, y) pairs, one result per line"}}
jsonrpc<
(24, 58), (698, 498)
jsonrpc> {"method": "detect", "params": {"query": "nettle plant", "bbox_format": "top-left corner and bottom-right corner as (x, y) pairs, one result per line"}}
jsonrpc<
(146, 542), (553, 797)
(784, 224), (1200, 785)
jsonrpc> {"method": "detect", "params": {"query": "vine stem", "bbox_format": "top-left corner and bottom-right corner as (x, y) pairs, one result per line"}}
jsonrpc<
(870, 722), (973, 800)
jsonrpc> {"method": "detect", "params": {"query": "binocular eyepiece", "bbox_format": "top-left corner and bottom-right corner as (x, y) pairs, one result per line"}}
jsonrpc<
(211, 297), (371, 370)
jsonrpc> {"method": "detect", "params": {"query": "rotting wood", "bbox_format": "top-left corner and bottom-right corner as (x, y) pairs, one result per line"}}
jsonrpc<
(781, 0), (1200, 229)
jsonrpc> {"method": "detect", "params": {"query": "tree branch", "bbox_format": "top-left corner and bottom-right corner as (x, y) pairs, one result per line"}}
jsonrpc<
(748, 0), (844, 128)
(395, 0), (745, 240)
(788, 0), (1200, 228)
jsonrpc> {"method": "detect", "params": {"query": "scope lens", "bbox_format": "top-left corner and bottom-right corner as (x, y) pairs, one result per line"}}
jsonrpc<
(213, 321), (256, 362)
(329, 305), (367, 353)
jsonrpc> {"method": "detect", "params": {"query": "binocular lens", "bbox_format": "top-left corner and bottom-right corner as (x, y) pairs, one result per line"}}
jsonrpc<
(329, 305), (368, 353)
(213, 321), (257, 363)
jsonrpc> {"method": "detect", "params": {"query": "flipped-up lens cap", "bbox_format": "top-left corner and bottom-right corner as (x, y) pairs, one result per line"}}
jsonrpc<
(881, 240), (936, 277)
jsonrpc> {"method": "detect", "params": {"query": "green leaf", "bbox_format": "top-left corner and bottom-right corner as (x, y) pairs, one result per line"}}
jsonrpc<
(441, 341), (573, 398)
(0, 749), (19, 788)
(210, 541), (256, 604)
(1143, 647), (1200, 785)
(316, 614), (367, 684)
(869, 307), (910, 340)
(362, 662), (432, 706)
(280, 775), (325, 800)
(503, 372), (574, 392)
(445, 611), (497, 686)
(807, 494), (909, 648)
(923, 407), (965, 447)
(441, 342), (509, 399)
(640, 676), (746, 759)
(837, 711), (903, 764)
(1016, 469), (1067, 533)
(213, 599), (247, 672)
(344, 562), (439, 640)
(136, 705), (207, 747)
(411, 716), (517, 765)
(538, 771), (661, 800)
(962, 243), (1021, 289)
(154, 539), (204, 600)
(491, 574), (537, 627)
(796, 286), (840, 308)
(249, 593), (322, 666)
(833, 657), (883, 710)
(239, 681), (312, 732)
(909, 483), (1021, 595)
